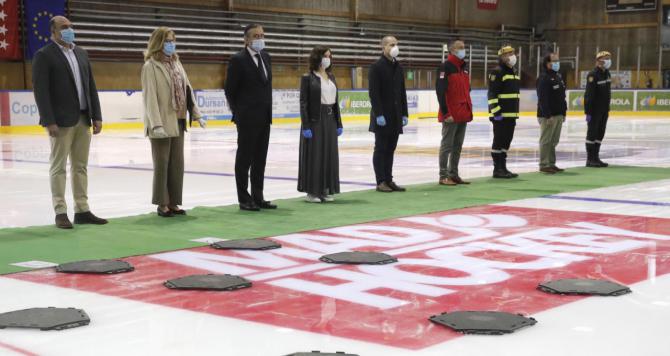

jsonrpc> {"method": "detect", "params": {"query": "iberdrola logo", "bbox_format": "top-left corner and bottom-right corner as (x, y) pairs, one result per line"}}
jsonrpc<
(339, 97), (352, 110)
(572, 96), (585, 107)
(639, 96), (657, 107)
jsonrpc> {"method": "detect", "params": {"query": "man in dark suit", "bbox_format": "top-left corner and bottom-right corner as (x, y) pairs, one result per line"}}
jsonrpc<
(32, 16), (107, 229)
(224, 24), (276, 211)
(368, 35), (409, 193)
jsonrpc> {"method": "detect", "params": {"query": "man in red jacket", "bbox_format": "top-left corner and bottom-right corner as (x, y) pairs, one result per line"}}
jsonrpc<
(435, 40), (473, 186)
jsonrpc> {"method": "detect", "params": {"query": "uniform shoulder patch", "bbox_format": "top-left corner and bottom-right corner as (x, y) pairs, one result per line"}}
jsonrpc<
(490, 74), (496, 82)
(588, 75), (594, 83)
(439, 72), (445, 79)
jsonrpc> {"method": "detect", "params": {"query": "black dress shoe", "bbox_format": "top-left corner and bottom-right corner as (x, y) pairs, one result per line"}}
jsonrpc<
(55, 214), (73, 229)
(257, 201), (277, 209)
(74, 211), (109, 225)
(239, 202), (261, 211)
(170, 208), (187, 215)
(157, 207), (174, 217)
(388, 181), (406, 192)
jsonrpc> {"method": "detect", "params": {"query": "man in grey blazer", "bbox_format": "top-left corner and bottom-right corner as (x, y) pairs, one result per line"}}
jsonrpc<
(32, 16), (108, 229)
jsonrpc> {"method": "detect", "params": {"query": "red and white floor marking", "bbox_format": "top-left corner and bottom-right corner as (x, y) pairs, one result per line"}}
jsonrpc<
(2, 201), (670, 355)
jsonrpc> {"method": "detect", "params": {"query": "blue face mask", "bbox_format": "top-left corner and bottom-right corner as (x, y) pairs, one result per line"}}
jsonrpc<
(551, 62), (560, 72)
(60, 28), (75, 44)
(163, 41), (176, 56)
(455, 49), (466, 60)
(250, 39), (265, 52)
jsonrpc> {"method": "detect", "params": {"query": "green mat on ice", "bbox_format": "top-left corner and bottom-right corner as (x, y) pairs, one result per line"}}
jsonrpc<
(1, 165), (669, 275)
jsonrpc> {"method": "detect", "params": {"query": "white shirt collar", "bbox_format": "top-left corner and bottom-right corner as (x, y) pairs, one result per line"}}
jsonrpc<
(247, 46), (259, 56)
(55, 41), (76, 51)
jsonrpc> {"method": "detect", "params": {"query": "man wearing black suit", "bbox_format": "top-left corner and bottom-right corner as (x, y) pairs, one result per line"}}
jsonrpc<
(32, 16), (107, 229)
(224, 24), (277, 211)
(368, 35), (409, 193)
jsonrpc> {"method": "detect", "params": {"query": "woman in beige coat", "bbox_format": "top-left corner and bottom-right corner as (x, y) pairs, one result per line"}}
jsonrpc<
(142, 27), (205, 217)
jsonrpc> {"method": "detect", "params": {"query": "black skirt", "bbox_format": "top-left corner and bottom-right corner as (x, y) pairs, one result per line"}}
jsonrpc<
(298, 104), (340, 195)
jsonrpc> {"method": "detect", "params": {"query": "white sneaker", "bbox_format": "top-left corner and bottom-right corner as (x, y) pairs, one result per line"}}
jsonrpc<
(322, 195), (335, 202)
(305, 194), (322, 203)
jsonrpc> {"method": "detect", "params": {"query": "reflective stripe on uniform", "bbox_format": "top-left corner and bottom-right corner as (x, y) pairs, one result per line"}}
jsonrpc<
(491, 149), (503, 153)
(502, 75), (520, 81)
(498, 93), (520, 99)
(501, 112), (519, 118)
(585, 140), (596, 144)
(490, 106), (502, 114)
(488, 98), (499, 104)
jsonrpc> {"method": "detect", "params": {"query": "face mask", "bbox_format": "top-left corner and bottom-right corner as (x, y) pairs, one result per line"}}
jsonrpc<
(603, 59), (612, 69)
(250, 39), (265, 52)
(507, 55), (517, 67)
(60, 28), (75, 44)
(321, 57), (331, 69)
(551, 62), (560, 72)
(163, 41), (176, 56)
(455, 49), (466, 60)
(389, 45), (400, 58)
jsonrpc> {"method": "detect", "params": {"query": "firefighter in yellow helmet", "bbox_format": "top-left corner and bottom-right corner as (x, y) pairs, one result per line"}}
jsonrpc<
(487, 45), (520, 178)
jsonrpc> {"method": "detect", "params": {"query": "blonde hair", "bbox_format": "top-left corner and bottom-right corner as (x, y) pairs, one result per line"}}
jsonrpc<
(144, 26), (178, 61)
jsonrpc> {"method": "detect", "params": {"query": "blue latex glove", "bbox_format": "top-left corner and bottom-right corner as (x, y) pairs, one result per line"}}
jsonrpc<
(302, 129), (313, 139)
(376, 115), (386, 126)
(493, 115), (503, 121)
(402, 116), (409, 127)
(337, 127), (343, 136)
(586, 114), (592, 123)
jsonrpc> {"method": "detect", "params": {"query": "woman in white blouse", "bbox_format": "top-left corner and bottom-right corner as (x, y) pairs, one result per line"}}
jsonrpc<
(298, 46), (343, 202)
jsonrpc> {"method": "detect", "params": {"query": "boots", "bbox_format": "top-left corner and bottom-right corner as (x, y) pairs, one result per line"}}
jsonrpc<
(501, 151), (518, 178)
(586, 143), (606, 167)
(594, 143), (609, 167)
(492, 152), (514, 179)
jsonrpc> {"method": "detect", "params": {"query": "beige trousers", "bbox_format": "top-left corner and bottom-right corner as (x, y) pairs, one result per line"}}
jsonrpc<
(539, 115), (565, 168)
(150, 129), (185, 206)
(49, 115), (92, 215)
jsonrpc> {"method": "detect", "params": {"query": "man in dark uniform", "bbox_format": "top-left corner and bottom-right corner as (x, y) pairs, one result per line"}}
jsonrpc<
(487, 45), (520, 178)
(584, 51), (612, 168)
(368, 35), (409, 192)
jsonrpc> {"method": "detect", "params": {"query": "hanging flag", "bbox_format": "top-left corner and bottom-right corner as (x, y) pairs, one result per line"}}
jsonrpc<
(24, 0), (65, 59)
(0, 0), (22, 60)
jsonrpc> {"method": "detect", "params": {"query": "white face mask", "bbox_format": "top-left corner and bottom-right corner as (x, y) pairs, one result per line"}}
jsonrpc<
(507, 54), (517, 67)
(603, 59), (612, 69)
(389, 45), (400, 58)
(321, 57), (331, 69)
(250, 39), (265, 52)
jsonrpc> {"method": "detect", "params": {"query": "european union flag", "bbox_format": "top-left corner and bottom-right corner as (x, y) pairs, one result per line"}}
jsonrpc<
(24, 0), (66, 59)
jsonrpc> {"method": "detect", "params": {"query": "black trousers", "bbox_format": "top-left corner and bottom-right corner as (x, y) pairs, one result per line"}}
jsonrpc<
(373, 130), (400, 185)
(586, 112), (609, 143)
(492, 119), (516, 151)
(235, 124), (271, 204)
